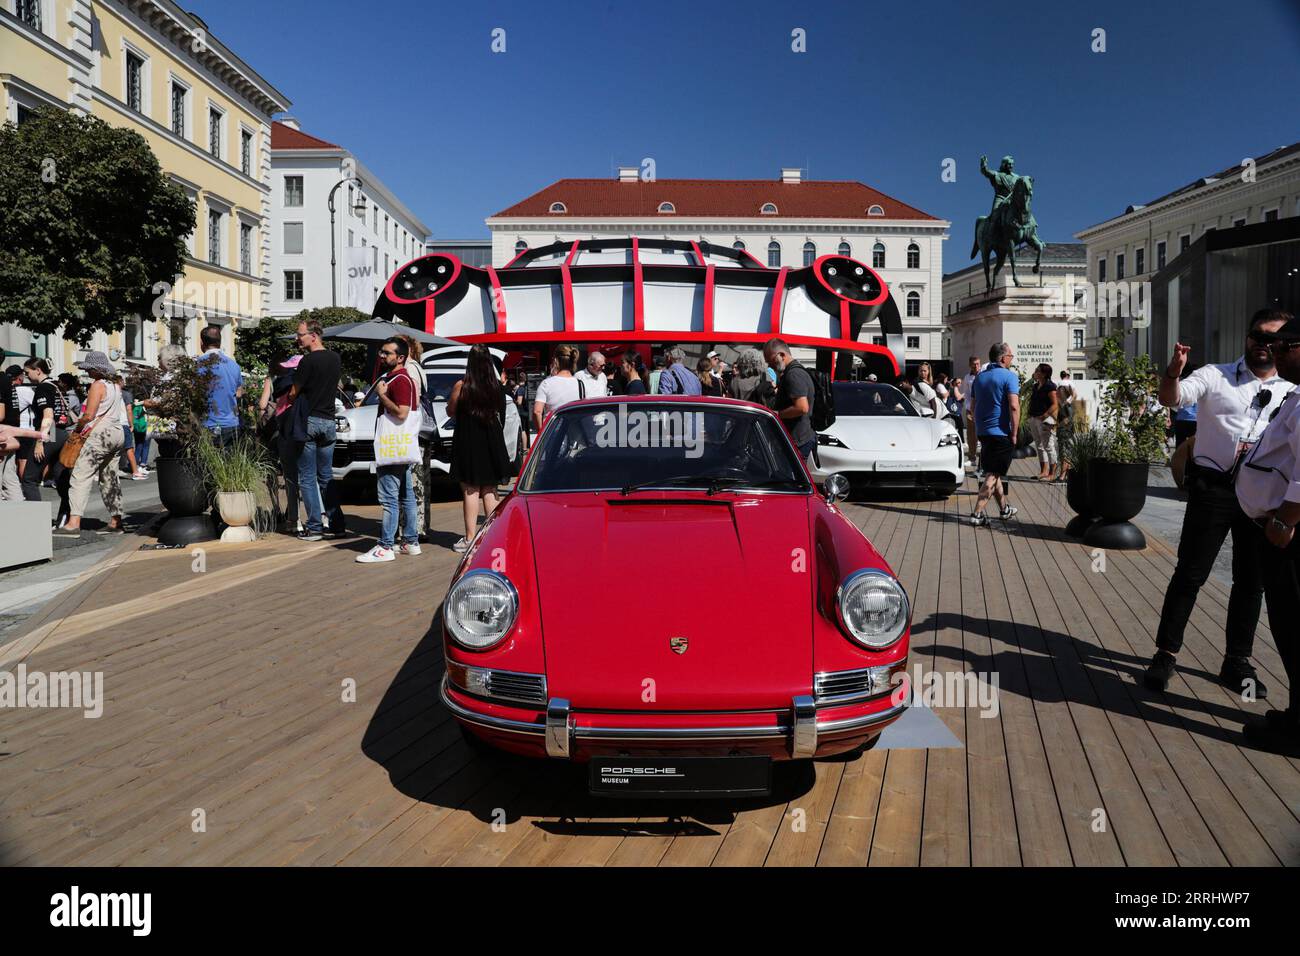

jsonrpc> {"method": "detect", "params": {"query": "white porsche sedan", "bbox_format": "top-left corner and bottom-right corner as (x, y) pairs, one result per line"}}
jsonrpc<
(809, 382), (964, 498)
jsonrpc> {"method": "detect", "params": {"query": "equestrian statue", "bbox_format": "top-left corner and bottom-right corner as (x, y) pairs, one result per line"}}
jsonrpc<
(972, 154), (1045, 293)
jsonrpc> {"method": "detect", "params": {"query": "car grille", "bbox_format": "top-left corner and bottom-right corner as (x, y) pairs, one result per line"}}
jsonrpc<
(814, 668), (879, 701)
(333, 441), (375, 467)
(486, 670), (547, 705)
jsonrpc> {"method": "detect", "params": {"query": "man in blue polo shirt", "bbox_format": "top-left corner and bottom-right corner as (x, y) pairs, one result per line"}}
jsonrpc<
(197, 325), (243, 447)
(968, 341), (1020, 526)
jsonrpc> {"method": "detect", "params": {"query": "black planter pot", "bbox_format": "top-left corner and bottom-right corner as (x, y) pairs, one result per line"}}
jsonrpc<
(1082, 459), (1147, 550)
(155, 455), (216, 545)
(1064, 469), (1095, 538)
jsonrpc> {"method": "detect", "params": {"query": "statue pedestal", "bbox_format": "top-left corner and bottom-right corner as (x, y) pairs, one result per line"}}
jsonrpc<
(946, 284), (1071, 375)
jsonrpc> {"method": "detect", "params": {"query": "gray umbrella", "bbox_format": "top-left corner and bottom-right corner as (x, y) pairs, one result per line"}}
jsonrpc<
(320, 319), (461, 347)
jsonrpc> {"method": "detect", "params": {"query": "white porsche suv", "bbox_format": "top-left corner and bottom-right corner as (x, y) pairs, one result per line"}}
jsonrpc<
(331, 346), (524, 489)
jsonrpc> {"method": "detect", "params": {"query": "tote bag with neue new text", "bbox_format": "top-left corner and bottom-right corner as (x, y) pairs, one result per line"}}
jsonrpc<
(374, 408), (422, 466)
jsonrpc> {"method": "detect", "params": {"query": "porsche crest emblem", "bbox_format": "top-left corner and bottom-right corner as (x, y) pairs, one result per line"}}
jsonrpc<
(669, 636), (689, 655)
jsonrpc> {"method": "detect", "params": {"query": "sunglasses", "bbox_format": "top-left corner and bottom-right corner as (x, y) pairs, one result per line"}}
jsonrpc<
(1270, 339), (1300, 353)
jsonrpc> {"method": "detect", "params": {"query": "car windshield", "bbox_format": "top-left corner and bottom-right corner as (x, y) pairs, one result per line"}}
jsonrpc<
(361, 371), (461, 406)
(519, 401), (811, 494)
(832, 383), (918, 417)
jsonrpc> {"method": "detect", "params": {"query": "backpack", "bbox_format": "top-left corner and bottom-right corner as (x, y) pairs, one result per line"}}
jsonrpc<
(809, 368), (836, 431)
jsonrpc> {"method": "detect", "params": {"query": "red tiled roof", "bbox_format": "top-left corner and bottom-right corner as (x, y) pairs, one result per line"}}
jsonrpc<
(270, 121), (342, 150)
(491, 178), (939, 221)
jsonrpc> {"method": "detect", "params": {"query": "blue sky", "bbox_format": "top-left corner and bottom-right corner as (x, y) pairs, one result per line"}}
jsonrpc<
(194, 0), (1300, 266)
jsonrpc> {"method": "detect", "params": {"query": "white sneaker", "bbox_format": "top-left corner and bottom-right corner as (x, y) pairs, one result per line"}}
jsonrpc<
(396, 542), (422, 556)
(356, 545), (396, 563)
(452, 537), (470, 553)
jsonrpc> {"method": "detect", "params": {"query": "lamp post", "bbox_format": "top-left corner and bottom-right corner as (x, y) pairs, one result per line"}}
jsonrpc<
(328, 175), (367, 308)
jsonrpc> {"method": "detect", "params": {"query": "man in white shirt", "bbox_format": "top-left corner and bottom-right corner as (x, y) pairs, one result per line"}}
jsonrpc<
(1235, 314), (1300, 755)
(575, 351), (608, 398)
(1145, 308), (1293, 697)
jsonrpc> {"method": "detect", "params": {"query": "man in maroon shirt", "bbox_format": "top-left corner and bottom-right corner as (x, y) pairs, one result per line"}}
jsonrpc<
(357, 337), (421, 563)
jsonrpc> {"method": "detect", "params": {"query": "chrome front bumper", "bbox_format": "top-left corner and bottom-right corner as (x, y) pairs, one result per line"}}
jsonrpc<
(439, 675), (906, 759)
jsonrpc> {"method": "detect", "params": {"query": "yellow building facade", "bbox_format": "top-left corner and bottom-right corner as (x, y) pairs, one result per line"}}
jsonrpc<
(0, 0), (290, 373)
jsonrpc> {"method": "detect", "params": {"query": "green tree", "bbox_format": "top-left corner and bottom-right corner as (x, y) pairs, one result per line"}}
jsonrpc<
(0, 107), (195, 344)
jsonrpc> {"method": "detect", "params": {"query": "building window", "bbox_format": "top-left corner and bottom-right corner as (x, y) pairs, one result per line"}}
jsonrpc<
(867, 205), (885, 216)
(548, 202), (567, 214)
(767, 241), (781, 267)
(1073, 328), (1084, 350)
(872, 335), (885, 346)
(514, 239), (528, 253)
(384, 253), (390, 277)
(760, 203), (778, 215)
(123, 314), (143, 358)
(657, 202), (675, 214)
(170, 83), (187, 138)
(384, 213), (389, 239)
(802, 241), (816, 267)
(1098, 256), (1106, 282)
(906, 292), (920, 317)
(284, 176), (303, 207)
(837, 241), (851, 257)
(1156, 240), (1166, 271)
(872, 242), (885, 269)
(1264, 208), (1279, 222)
(1233, 217), (1246, 228)
(239, 223), (252, 274)
(284, 270), (303, 301)
(1116, 253), (1125, 280)
(283, 221), (303, 255)
(208, 107), (222, 158)
(125, 52), (144, 112)
(732, 240), (745, 252)
(347, 229), (354, 247)
(16, 0), (41, 30)
(906, 335), (921, 350)
(907, 242), (920, 269)
(15, 103), (37, 125)
(240, 130), (252, 176)
(1135, 247), (1144, 274)
(207, 208), (222, 266)
(1179, 233), (1191, 254)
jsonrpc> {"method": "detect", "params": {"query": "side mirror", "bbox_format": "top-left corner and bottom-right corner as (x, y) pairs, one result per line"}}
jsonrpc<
(822, 473), (850, 503)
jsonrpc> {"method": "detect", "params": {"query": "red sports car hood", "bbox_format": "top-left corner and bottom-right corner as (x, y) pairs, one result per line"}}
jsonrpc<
(525, 492), (814, 711)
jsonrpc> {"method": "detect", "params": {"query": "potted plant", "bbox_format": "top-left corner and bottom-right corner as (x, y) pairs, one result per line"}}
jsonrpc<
(145, 353), (225, 545)
(194, 432), (274, 543)
(1080, 332), (1168, 550)
(1061, 426), (1108, 537)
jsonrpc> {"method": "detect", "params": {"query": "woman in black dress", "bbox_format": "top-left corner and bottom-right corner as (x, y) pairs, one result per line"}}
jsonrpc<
(622, 350), (648, 395)
(448, 344), (511, 552)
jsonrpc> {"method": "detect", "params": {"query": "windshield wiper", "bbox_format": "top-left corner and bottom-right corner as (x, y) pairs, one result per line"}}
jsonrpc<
(619, 474), (805, 496)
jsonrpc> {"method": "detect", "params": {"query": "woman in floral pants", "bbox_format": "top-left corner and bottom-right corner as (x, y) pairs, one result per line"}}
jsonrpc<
(55, 351), (126, 535)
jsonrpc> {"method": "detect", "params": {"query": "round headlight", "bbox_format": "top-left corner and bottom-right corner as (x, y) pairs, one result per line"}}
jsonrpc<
(836, 570), (909, 648)
(445, 570), (518, 649)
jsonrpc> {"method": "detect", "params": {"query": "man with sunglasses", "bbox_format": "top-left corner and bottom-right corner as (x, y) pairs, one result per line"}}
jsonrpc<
(289, 318), (346, 541)
(1235, 314), (1300, 755)
(1145, 308), (1293, 696)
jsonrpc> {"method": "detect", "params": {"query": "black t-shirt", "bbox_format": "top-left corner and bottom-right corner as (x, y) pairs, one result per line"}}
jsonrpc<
(0, 376), (17, 427)
(32, 380), (58, 423)
(776, 361), (815, 446)
(1028, 380), (1057, 417)
(293, 349), (342, 419)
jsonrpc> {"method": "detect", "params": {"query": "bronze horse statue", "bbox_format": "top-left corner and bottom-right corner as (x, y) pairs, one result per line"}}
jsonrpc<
(972, 175), (1044, 293)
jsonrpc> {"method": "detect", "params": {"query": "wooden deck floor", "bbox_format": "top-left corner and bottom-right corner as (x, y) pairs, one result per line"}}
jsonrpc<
(1, 460), (1296, 866)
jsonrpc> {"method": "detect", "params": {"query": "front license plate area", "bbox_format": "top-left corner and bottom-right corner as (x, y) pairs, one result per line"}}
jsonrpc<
(588, 756), (771, 798)
(875, 461), (920, 471)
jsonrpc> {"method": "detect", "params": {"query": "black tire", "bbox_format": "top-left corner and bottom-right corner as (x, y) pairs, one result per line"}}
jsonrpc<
(935, 484), (959, 499)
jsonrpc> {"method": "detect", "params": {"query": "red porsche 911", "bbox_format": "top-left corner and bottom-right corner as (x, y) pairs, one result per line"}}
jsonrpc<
(439, 396), (911, 798)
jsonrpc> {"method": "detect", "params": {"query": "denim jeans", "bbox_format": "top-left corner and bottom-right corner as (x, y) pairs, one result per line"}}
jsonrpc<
(376, 464), (417, 549)
(297, 416), (343, 535)
(206, 424), (241, 449)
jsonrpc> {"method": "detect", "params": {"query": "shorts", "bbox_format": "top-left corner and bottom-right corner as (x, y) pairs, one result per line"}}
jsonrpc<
(978, 434), (1014, 476)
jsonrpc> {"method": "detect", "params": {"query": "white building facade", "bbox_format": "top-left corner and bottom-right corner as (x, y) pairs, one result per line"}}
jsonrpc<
(268, 119), (430, 318)
(485, 168), (949, 369)
(1074, 141), (1300, 361)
